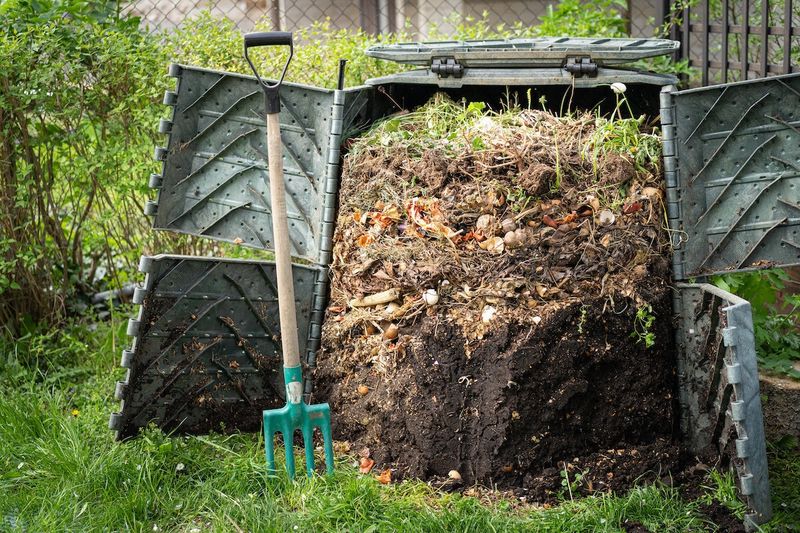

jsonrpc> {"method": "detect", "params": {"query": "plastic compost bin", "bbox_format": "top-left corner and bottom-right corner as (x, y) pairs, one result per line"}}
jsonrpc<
(111, 37), (800, 530)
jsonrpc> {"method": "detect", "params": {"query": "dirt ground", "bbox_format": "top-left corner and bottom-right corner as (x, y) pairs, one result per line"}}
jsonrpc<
(760, 373), (800, 441)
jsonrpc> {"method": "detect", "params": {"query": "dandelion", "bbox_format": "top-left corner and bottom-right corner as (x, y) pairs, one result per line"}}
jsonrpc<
(610, 82), (627, 94)
(70, 409), (80, 417)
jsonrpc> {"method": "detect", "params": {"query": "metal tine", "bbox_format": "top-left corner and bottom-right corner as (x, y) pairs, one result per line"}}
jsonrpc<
(265, 424), (276, 474)
(320, 422), (334, 473)
(302, 425), (315, 475)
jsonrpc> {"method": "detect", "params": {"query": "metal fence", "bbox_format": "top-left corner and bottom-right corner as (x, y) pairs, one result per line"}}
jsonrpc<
(122, 0), (662, 38)
(123, 0), (800, 87)
(668, 0), (800, 85)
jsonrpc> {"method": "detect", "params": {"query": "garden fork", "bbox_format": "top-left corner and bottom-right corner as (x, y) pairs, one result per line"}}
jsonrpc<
(244, 31), (334, 478)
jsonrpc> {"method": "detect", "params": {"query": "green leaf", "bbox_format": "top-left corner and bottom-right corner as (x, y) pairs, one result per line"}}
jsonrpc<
(467, 101), (486, 114)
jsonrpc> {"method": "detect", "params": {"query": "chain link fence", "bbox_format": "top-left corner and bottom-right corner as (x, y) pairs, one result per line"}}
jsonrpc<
(122, 0), (662, 38)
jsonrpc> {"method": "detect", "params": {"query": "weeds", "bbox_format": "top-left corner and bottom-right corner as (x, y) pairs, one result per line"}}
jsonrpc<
(701, 470), (746, 518)
(586, 113), (663, 177)
(577, 306), (589, 334)
(632, 304), (657, 348)
(560, 466), (589, 501)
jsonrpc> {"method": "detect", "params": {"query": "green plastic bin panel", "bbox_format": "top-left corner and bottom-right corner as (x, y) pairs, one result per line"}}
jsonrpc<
(662, 73), (800, 279)
(109, 255), (326, 439)
(148, 64), (367, 264)
(675, 283), (771, 530)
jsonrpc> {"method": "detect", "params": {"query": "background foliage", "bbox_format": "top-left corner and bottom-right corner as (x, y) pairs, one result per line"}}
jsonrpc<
(0, 0), (164, 330)
(713, 270), (800, 379)
(0, 0), (660, 337)
(0, 1), (798, 530)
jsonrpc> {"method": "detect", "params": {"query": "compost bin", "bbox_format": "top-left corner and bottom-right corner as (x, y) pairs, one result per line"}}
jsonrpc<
(110, 36), (800, 530)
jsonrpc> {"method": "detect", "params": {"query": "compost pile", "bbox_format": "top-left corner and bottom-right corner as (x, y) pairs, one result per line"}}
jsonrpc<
(316, 93), (682, 499)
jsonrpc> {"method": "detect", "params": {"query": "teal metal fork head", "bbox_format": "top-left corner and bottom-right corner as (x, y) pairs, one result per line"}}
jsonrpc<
(263, 366), (334, 479)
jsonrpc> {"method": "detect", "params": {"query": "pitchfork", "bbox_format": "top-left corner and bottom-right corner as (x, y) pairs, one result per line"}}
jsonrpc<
(244, 31), (334, 478)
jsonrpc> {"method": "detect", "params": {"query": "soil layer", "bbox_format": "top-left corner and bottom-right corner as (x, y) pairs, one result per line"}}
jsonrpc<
(316, 281), (680, 498)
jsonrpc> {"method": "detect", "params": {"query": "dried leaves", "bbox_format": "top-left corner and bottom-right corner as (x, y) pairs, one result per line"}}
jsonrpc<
(359, 457), (375, 474)
(375, 469), (392, 484)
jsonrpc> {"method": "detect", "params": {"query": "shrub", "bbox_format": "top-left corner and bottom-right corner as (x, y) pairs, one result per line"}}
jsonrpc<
(536, 0), (628, 38)
(167, 12), (412, 88)
(0, 1), (167, 331)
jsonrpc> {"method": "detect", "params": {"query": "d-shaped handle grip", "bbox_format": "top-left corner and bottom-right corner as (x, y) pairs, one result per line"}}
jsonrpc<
(244, 31), (292, 48)
(243, 31), (294, 114)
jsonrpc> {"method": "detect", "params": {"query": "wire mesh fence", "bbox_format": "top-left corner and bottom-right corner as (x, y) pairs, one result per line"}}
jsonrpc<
(122, 0), (663, 38)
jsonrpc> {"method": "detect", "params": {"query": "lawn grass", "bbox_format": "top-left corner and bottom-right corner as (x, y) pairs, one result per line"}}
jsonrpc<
(1, 317), (797, 532)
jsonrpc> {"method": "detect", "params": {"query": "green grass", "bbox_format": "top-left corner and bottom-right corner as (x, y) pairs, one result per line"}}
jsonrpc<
(768, 438), (800, 529)
(1, 318), (798, 532)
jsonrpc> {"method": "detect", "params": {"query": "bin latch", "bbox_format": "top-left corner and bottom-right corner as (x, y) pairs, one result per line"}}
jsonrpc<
(431, 57), (464, 78)
(564, 56), (598, 77)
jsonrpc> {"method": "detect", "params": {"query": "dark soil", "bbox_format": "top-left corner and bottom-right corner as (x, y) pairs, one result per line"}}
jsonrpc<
(699, 501), (746, 533)
(315, 281), (680, 497)
(623, 521), (652, 533)
(759, 373), (800, 441)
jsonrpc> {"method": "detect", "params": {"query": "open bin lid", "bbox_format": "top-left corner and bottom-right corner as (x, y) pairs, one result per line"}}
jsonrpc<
(365, 37), (679, 87)
(366, 37), (680, 67)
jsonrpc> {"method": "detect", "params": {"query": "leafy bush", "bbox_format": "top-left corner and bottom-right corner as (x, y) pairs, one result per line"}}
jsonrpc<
(536, 0), (628, 38)
(428, 1), (627, 39)
(713, 270), (800, 379)
(167, 12), (411, 89)
(0, 1), (169, 331)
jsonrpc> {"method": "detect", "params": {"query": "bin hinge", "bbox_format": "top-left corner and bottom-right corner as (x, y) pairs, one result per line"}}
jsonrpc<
(564, 56), (598, 77)
(431, 57), (464, 78)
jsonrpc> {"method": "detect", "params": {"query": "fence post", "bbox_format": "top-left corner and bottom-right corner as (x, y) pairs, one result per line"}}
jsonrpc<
(269, 0), (281, 31)
(784, 0), (793, 74)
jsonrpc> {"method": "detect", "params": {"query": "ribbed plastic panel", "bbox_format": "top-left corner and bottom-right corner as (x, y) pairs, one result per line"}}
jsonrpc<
(675, 283), (772, 530)
(109, 255), (326, 439)
(148, 64), (367, 264)
(663, 73), (800, 279)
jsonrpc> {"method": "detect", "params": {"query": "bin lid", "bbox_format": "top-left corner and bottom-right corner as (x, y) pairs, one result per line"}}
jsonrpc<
(366, 37), (680, 68)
